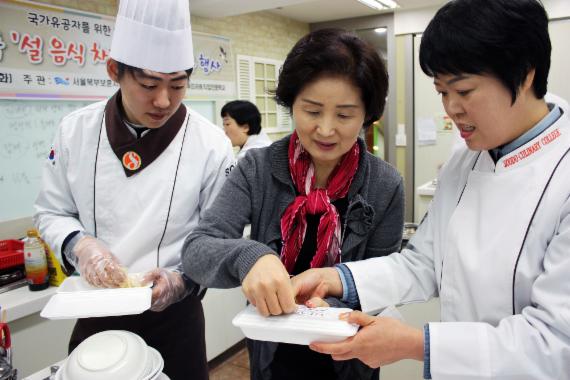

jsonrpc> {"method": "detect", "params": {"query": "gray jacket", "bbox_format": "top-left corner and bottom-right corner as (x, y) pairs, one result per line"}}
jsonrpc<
(182, 135), (404, 380)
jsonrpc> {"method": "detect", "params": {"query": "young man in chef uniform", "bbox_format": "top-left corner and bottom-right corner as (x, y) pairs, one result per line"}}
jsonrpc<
(33, 0), (234, 378)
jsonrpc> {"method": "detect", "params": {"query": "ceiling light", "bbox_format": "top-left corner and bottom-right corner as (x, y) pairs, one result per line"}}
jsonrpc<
(357, 0), (384, 10)
(378, 0), (399, 8)
(375, 27), (387, 33)
(357, 0), (399, 11)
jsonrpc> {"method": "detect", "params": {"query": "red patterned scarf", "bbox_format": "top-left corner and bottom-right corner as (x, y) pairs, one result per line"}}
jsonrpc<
(280, 131), (360, 273)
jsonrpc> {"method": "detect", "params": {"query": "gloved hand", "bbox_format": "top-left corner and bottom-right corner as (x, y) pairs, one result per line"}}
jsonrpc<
(74, 236), (127, 288)
(143, 269), (188, 312)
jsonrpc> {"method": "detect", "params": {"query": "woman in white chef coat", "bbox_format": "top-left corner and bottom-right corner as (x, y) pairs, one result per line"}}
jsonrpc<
(33, 0), (233, 379)
(284, 0), (570, 379)
(221, 100), (272, 160)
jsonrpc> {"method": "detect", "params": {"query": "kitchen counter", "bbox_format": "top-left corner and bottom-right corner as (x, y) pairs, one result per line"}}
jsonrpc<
(415, 179), (437, 222)
(0, 225), (250, 377)
(0, 285), (76, 378)
(24, 362), (170, 380)
(417, 179), (437, 197)
(0, 285), (57, 322)
(0, 283), (245, 378)
(22, 361), (63, 380)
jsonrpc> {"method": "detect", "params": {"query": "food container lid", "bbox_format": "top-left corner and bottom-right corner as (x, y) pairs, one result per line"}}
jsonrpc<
(40, 276), (151, 320)
(232, 305), (358, 345)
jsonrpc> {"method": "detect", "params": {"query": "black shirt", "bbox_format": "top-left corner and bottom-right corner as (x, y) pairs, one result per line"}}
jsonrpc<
(291, 197), (348, 275)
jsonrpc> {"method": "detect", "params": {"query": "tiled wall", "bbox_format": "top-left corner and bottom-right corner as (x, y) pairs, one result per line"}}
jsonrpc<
(191, 12), (308, 61)
(33, 0), (118, 15)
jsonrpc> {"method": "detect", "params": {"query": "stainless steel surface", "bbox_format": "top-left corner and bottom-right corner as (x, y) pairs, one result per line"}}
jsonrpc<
(403, 222), (418, 240)
(41, 365), (59, 380)
(401, 222), (418, 251)
(404, 34), (415, 223)
(0, 279), (27, 294)
(0, 357), (15, 380)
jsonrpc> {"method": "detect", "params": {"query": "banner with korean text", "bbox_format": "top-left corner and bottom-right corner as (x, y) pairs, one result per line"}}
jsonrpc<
(0, 0), (117, 100)
(0, 0), (236, 100)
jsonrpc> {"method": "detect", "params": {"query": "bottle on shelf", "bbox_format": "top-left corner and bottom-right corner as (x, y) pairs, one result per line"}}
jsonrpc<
(23, 229), (49, 291)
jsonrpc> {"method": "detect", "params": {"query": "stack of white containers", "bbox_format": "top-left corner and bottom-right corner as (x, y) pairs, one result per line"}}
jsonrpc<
(55, 330), (167, 380)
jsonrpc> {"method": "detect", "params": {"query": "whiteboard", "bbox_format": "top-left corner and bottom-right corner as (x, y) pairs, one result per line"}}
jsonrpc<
(0, 100), (93, 222)
(0, 99), (216, 223)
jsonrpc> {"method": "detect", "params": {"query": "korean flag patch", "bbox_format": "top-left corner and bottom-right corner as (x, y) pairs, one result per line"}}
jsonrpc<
(48, 148), (56, 166)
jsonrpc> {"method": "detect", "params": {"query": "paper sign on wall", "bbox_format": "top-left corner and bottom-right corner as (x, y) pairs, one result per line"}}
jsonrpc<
(417, 117), (437, 145)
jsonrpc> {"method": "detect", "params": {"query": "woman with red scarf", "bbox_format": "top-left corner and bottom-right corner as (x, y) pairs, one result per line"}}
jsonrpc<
(182, 28), (404, 380)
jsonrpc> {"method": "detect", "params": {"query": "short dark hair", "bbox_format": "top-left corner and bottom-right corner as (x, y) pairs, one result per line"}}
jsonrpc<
(420, 0), (551, 104)
(275, 28), (388, 128)
(220, 100), (262, 135)
(116, 61), (193, 80)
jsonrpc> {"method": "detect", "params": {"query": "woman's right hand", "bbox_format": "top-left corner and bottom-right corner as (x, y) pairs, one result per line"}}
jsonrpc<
(242, 254), (297, 317)
(291, 267), (343, 304)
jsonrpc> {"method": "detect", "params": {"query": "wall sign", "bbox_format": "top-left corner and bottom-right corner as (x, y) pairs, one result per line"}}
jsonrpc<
(190, 32), (236, 99)
(0, 0), (117, 100)
(0, 0), (236, 100)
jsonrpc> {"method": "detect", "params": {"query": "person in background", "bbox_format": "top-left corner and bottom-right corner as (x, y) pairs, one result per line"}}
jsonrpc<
(221, 100), (272, 160)
(289, 1), (570, 379)
(33, 0), (234, 379)
(182, 28), (404, 380)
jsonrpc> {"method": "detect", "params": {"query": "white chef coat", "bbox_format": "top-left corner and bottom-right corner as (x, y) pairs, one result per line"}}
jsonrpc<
(34, 100), (234, 273)
(236, 130), (272, 160)
(346, 110), (570, 379)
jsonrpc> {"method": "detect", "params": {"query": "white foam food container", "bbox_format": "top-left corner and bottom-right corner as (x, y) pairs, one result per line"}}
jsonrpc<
(232, 304), (359, 345)
(41, 275), (152, 320)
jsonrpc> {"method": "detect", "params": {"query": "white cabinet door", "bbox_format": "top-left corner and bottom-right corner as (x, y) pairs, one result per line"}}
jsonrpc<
(202, 287), (246, 360)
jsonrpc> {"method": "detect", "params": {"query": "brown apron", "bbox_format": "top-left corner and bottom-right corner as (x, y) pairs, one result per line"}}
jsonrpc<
(69, 295), (207, 380)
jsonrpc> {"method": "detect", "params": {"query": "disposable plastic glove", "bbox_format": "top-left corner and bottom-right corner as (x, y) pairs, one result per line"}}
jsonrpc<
(143, 268), (188, 312)
(74, 236), (127, 288)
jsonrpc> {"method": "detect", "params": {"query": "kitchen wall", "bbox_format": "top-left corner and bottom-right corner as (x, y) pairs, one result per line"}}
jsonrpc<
(32, 0), (117, 15)
(543, 0), (570, 18)
(394, 4), (439, 35)
(395, 35), (408, 177)
(191, 12), (308, 61)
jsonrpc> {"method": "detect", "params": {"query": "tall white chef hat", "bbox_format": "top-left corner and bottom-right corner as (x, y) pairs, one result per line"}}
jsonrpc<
(110, 0), (194, 73)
